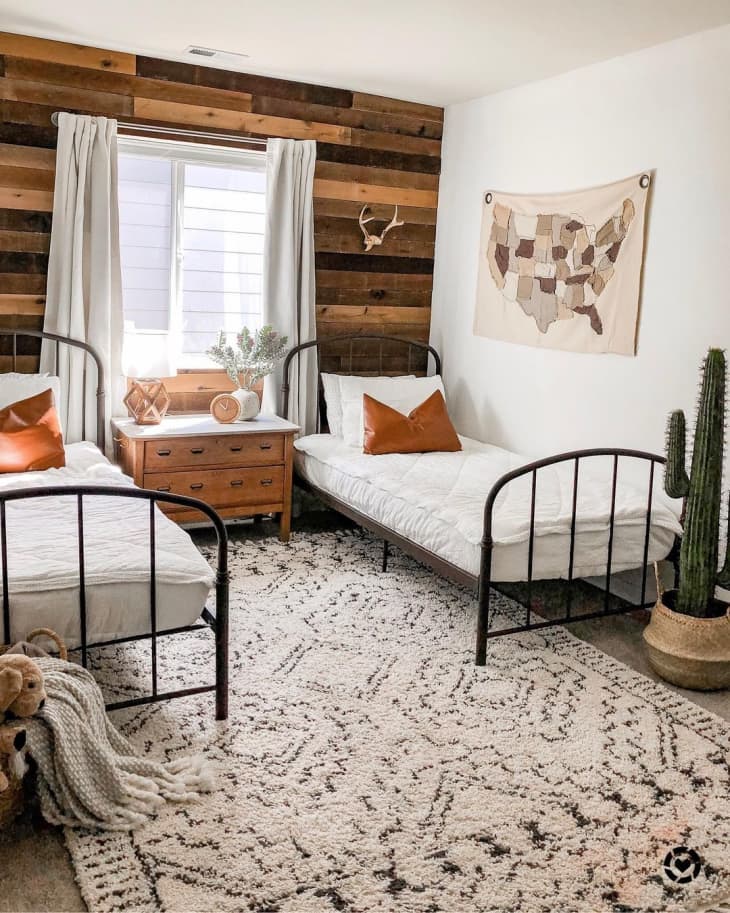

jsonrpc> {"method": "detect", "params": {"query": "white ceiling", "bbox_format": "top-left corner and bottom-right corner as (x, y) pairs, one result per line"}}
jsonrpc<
(2, 0), (730, 106)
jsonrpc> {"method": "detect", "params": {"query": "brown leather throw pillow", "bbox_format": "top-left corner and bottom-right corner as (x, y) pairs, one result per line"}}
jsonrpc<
(0, 388), (65, 473)
(363, 389), (462, 456)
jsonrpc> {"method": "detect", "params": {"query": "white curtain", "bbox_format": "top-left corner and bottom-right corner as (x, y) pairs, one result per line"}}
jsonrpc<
(262, 138), (317, 434)
(41, 113), (124, 451)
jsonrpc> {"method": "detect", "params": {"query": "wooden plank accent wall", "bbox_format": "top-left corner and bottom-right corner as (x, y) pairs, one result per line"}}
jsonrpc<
(0, 31), (442, 374)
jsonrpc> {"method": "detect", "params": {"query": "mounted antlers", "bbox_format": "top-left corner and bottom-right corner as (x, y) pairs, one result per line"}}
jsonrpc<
(358, 205), (405, 252)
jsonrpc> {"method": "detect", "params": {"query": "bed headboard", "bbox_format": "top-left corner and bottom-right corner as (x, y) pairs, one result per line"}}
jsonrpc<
(0, 328), (106, 451)
(281, 333), (441, 433)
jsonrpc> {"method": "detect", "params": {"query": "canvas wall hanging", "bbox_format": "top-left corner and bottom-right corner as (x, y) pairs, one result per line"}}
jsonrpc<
(474, 172), (650, 355)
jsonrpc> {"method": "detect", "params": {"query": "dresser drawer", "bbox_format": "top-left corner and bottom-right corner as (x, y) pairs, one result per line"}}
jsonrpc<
(146, 465), (285, 510)
(144, 433), (284, 470)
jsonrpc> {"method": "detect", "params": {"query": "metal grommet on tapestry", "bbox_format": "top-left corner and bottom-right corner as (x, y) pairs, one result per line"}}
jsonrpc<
(485, 192), (493, 204)
(639, 174), (650, 189)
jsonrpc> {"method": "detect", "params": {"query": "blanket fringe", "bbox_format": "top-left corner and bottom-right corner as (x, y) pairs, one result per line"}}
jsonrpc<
(24, 658), (217, 831)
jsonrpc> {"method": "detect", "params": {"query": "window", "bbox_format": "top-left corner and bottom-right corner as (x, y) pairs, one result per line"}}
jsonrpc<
(118, 137), (266, 370)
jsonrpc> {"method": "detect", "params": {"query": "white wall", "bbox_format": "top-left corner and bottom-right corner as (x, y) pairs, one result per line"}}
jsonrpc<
(431, 25), (730, 475)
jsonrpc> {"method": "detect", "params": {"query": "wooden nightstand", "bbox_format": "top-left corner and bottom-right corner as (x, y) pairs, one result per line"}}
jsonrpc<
(112, 414), (300, 541)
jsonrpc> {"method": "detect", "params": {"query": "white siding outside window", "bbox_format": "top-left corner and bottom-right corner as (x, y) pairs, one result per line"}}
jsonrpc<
(117, 137), (266, 369)
(118, 155), (172, 332)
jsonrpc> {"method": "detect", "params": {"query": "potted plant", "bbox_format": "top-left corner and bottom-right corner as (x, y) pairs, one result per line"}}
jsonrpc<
(643, 348), (730, 690)
(206, 326), (288, 421)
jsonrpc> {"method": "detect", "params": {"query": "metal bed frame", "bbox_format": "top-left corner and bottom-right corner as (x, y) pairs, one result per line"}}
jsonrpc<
(282, 334), (674, 666)
(0, 329), (229, 719)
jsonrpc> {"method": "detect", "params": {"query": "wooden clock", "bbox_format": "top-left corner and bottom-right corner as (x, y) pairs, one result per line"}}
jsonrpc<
(210, 392), (242, 423)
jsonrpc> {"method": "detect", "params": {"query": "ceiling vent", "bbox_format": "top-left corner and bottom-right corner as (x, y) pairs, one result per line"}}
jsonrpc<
(184, 46), (250, 63)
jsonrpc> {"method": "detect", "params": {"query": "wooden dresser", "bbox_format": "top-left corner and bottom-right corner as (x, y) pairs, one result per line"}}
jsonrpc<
(112, 414), (300, 541)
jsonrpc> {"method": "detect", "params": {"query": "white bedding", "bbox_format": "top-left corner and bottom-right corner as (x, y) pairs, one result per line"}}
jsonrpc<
(294, 434), (683, 582)
(0, 442), (214, 646)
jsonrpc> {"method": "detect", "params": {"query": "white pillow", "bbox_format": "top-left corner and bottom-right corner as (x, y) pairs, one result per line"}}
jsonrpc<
(320, 373), (345, 437)
(0, 373), (62, 413)
(340, 374), (446, 448)
(322, 373), (416, 438)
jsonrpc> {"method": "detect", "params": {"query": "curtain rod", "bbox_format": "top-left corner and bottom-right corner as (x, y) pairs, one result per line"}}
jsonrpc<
(50, 112), (268, 147)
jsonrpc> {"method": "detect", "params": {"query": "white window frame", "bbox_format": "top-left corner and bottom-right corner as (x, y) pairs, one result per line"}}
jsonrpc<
(118, 135), (267, 369)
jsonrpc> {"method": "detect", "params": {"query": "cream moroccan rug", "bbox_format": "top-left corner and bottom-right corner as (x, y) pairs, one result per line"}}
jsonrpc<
(67, 530), (730, 913)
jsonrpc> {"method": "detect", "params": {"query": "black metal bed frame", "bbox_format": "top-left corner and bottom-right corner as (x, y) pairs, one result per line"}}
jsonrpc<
(0, 329), (229, 719)
(282, 334), (673, 666)
(281, 334), (442, 436)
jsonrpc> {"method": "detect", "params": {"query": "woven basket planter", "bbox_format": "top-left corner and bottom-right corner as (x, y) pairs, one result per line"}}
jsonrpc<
(0, 771), (26, 828)
(0, 627), (68, 661)
(0, 628), (67, 827)
(643, 594), (730, 691)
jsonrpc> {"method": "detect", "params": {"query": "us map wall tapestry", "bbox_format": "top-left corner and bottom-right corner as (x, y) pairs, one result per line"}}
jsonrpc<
(474, 173), (650, 355)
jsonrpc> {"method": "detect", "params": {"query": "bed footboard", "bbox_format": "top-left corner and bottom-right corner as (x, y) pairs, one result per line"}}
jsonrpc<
(475, 448), (673, 665)
(0, 485), (229, 720)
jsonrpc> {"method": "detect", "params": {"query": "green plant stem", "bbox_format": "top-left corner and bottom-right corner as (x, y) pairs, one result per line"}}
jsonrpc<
(665, 410), (690, 499)
(676, 349), (726, 617)
(718, 491), (730, 590)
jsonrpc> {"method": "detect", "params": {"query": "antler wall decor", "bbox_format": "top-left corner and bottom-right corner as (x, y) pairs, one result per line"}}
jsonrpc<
(358, 205), (405, 251)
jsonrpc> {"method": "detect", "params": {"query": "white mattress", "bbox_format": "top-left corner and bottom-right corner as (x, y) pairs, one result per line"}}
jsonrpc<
(0, 442), (214, 647)
(294, 434), (682, 583)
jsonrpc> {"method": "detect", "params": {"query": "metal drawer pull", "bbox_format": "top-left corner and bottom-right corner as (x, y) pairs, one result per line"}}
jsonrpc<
(230, 479), (243, 487)
(260, 478), (273, 486)
(230, 445), (242, 453)
(190, 482), (204, 490)
(259, 443), (272, 450)
(156, 484), (171, 492)
(156, 449), (171, 457)
(190, 447), (205, 454)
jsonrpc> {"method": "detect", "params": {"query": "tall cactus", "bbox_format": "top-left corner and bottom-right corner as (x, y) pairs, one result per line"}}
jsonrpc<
(665, 348), (727, 617)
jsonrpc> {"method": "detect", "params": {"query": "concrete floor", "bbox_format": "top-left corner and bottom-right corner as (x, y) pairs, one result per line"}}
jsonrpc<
(1, 517), (728, 913)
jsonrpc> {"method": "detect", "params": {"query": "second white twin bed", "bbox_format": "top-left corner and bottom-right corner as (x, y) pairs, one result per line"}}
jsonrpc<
(295, 432), (681, 583)
(288, 356), (681, 590)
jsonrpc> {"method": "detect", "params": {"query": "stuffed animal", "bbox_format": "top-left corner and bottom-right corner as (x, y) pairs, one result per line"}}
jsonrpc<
(0, 725), (27, 792)
(0, 654), (46, 720)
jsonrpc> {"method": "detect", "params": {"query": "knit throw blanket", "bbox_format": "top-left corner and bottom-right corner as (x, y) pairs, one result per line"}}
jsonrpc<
(24, 658), (215, 830)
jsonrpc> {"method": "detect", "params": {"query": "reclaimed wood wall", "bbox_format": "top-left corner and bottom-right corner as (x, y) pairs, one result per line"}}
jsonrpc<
(0, 31), (442, 372)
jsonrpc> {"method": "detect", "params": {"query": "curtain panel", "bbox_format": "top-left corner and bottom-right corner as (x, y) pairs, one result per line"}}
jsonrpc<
(41, 113), (124, 450)
(262, 138), (317, 434)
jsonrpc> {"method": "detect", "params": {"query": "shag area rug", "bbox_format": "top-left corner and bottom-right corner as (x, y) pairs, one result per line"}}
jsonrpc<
(68, 530), (730, 913)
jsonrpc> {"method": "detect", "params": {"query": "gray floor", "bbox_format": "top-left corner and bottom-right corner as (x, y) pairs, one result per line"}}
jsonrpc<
(1, 523), (728, 913)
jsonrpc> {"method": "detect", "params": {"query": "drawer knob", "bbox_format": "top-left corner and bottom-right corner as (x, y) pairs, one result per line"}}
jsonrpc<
(190, 447), (205, 455)
(260, 478), (273, 486)
(190, 482), (204, 491)
(156, 484), (171, 492)
(230, 445), (242, 453)
(230, 479), (243, 487)
(156, 449), (171, 457)
(259, 443), (272, 450)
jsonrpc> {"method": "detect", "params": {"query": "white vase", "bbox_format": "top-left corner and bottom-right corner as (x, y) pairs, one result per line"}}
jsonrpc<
(232, 388), (260, 421)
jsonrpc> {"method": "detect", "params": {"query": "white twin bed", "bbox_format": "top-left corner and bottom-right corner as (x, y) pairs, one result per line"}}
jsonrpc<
(282, 334), (683, 663)
(0, 329), (227, 717)
(0, 441), (213, 646)
(294, 432), (681, 584)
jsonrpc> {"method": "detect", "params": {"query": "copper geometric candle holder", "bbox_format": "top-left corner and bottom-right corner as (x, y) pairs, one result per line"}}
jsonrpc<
(123, 378), (171, 425)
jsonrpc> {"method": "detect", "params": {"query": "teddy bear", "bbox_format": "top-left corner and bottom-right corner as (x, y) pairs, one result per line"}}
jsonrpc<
(0, 725), (27, 793)
(0, 654), (46, 721)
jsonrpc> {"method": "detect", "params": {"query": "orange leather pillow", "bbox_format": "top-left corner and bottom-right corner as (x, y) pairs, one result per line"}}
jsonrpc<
(363, 389), (462, 455)
(0, 389), (65, 473)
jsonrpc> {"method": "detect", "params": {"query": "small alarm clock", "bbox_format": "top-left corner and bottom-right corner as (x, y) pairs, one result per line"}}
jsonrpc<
(210, 392), (242, 423)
